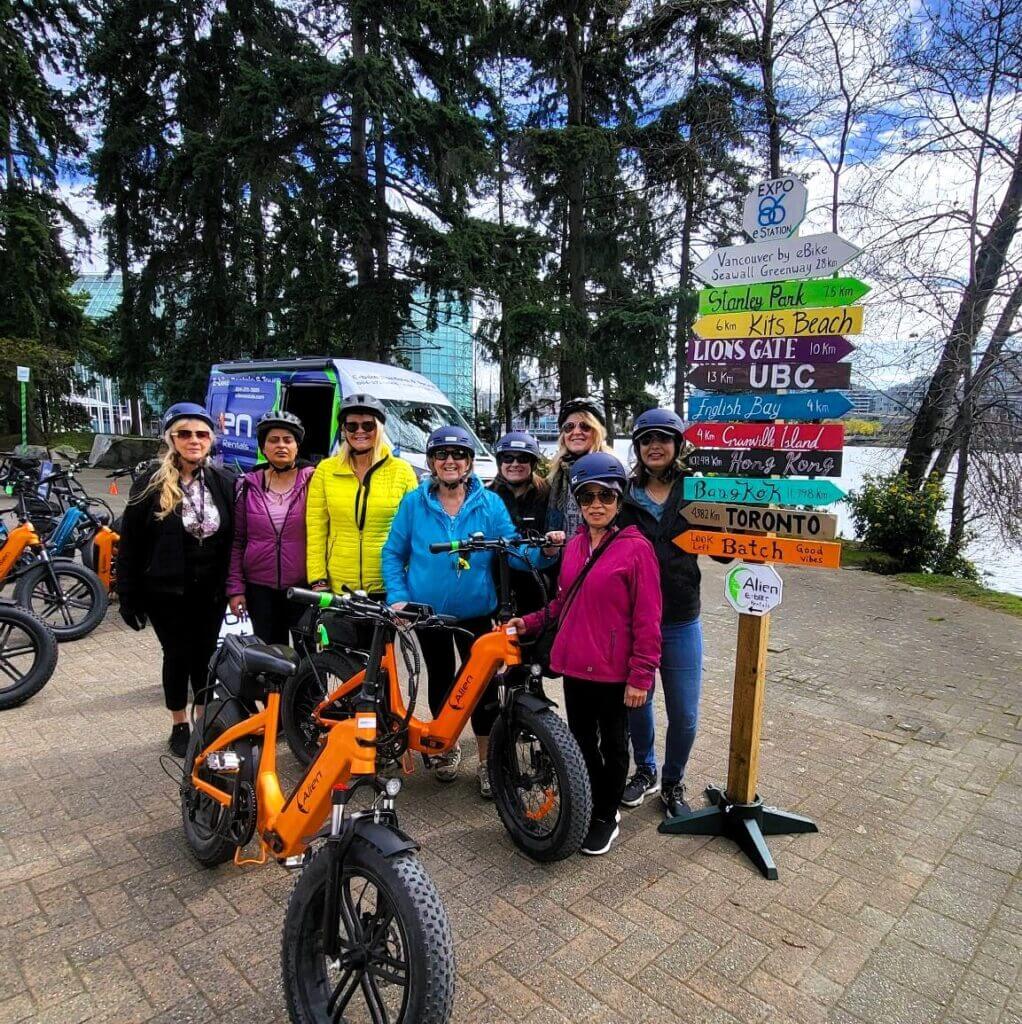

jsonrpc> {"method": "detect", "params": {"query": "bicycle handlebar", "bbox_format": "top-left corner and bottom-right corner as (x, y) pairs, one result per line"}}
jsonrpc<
(428, 532), (558, 555)
(286, 587), (457, 629)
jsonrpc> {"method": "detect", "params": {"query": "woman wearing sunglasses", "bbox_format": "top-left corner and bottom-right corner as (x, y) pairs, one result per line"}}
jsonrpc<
(305, 393), (418, 597)
(488, 431), (551, 615)
(226, 411), (315, 646)
(546, 398), (614, 542)
(116, 402), (236, 757)
(382, 426), (561, 797)
(617, 408), (715, 819)
(509, 453), (662, 856)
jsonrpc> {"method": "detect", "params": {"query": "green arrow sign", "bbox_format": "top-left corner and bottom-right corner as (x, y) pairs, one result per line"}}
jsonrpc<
(682, 476), (845, 507)
(698, 277), (870, 316)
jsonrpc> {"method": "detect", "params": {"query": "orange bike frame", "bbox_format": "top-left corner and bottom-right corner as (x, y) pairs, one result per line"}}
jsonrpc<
(0, 522), (42, 583)
(91, 527), (118, 591)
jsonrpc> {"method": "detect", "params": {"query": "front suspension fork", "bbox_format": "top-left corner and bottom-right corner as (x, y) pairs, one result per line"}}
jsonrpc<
(321, 792), (356, 961)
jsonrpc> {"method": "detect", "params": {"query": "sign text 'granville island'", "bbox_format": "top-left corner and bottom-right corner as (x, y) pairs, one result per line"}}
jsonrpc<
(683, 422), (845, 451)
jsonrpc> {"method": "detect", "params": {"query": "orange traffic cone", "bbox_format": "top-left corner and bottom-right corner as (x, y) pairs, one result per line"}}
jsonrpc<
(109, 481), (119, 495)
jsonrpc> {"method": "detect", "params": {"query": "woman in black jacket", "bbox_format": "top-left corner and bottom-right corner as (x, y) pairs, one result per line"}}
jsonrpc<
(116, 402), (235, 756)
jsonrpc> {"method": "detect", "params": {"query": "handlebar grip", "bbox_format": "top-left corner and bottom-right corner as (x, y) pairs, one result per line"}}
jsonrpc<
(429, 541), (459, 554)
(287, 587), (336, 609)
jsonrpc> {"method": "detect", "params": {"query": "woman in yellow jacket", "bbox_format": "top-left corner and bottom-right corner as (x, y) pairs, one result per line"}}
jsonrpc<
(306, 394), (418, 594)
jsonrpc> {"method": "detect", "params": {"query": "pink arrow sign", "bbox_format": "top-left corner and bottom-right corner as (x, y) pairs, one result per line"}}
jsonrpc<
(686, 336), (855, 364)
(683, 422), (845, 451)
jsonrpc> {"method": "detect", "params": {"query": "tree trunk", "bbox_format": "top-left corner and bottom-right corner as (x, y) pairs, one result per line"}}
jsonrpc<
(946, 360), (972, 555)
(760, 0), (781, 179)
(602, 375), (614, 442)
(673, 176), (695, 416)
(900, 126), (1022, 487)
(349, 7), (375, 360)
(250, 182), (268, 353)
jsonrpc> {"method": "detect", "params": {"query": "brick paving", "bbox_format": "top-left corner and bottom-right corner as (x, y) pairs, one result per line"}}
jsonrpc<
(1, 512), (1020, 1022)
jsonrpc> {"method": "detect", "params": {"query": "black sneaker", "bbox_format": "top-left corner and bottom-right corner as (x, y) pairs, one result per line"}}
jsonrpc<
(660, 780), (690, 818)
(620, 768), (659, 807)
(580, 817), (620, 856)
(169, 723), (190, 758)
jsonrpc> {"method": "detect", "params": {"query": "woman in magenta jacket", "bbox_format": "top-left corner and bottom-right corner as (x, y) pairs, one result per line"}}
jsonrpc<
(227, 412), (315, 646)
(510, 453), (662, 856)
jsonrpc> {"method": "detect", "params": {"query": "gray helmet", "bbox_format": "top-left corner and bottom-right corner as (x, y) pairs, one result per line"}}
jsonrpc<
(340, 393), (387, 424)
(495, 431), (541, 460)
(257, 410), (305, 447)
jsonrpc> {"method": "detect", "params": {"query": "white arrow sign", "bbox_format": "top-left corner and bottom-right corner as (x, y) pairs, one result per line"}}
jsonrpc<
(693, 233), (862, 287)
(743, 177), (808, 242)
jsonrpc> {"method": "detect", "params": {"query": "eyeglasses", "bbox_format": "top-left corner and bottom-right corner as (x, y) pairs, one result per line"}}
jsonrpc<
(431, 448), (471, 462)
(172, 429), (211, 441)
(638, 430), (674, 446)
(498, 453), (534, 465)
(561, 420), (594, 434)
(577, 487), (618, 507)
(344, 420), (377, 434)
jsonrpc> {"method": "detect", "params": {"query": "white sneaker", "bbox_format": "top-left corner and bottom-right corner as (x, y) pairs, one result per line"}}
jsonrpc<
(477, 762), (493, 799)
(433, 743), (462, 783)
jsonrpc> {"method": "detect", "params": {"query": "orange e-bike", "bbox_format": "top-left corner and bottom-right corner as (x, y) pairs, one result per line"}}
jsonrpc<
(180, 596), (456, 1024)
(280, 534), (592, 863)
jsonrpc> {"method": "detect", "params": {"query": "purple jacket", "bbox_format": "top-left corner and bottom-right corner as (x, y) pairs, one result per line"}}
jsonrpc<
(521, 525), (662, 690)
(226, 466), (315, 595)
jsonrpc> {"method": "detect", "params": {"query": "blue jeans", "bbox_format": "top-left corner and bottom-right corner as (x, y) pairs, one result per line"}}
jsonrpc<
(628, 617), (703, 784)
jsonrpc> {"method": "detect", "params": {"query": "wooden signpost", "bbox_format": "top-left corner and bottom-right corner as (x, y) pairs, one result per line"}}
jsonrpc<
(676, 529), (842, 569)
(683, 476), (845, 506)
(687, 335), (856, 364)
(692, 305), (864, 340)
(689, 391), (853, 422)
(697, 277), (869, 316)
(687, 362), (852, 393)
(683, 421), (845, 451)
(692, 232), (861, 287)
(685, 448), (843, 478)
(680, 502), (840, 541)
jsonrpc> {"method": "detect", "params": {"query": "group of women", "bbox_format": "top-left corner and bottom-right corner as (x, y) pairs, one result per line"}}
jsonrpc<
(116, 394), (714, 857)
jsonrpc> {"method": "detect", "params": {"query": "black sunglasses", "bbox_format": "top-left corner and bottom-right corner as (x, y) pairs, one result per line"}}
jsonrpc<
(343, 420), (377, 434)
(577, 487), (619, 507)
(638, 430), (675, 445)
(172, 429), (211, 441)
(431, 447), (471, 462)
(498, 453), (535, 465)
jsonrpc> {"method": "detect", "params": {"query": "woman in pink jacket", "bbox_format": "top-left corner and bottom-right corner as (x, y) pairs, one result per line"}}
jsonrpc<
(510, 453), (662, 856)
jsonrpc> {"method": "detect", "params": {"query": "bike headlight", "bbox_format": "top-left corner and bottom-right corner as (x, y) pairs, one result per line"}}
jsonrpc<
(384, 777), (402, 798)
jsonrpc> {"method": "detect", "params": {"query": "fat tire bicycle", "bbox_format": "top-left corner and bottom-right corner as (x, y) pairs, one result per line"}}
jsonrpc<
(0, 600), (58, 710)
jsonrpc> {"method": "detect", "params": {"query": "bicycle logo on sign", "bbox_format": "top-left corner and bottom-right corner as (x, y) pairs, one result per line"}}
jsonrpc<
(758, 194), (788, 227)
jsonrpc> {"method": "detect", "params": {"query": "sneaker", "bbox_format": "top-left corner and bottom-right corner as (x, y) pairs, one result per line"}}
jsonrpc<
(169, 723), (190, 758)
(660, 780), (690, 817)
(477, 762), (493, 800)
(620, 768), (659, 808)
(433, 743), (462, 783)
(580, 817), (620, 856)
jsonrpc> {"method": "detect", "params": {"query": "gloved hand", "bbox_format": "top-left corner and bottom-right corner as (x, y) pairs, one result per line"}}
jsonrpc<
(119, 602), (147, 631)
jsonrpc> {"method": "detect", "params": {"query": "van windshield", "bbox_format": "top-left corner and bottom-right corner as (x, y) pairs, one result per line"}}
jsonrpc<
(382, 401), (490, 456)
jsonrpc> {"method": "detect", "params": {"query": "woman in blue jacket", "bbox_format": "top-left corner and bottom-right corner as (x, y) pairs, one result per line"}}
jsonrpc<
(382, 426), (559, 797)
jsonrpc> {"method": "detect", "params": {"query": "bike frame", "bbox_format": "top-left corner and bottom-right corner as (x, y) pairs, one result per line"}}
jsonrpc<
(0, 521), (44, 583)
(91, 528), (118, 591)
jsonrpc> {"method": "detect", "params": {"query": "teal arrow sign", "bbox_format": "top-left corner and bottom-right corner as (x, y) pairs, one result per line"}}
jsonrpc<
(688, 391), (853, 422)
(682, 476), (845, 507)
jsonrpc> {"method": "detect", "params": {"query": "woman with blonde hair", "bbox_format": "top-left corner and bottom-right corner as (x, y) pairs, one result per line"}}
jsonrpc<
(116, 402), (235, 756)
(305, 393), (418, 596)
(545, 398), (614, 540)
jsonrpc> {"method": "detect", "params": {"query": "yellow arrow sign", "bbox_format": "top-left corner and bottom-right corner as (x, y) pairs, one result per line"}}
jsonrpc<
(693, 305), (864, 340)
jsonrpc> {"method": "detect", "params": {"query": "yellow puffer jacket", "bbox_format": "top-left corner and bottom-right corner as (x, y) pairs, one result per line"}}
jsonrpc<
(306, 447), (419, 593)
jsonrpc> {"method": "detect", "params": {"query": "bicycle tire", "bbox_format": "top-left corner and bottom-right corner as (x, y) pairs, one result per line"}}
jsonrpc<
(281, 649), (365, 767)
(282, 839), (455, 1024)
(0, 603), (59, 710)
(13, 560), (108, 641)
(488, 705), (592, 862)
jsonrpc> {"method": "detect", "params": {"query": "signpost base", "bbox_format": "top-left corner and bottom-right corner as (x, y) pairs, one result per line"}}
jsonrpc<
(658, 785), (818, 880)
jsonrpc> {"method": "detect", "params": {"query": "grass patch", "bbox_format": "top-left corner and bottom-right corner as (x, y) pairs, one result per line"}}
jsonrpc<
(0, 431), (97, 455)
(893, 574), (1022, 618)
(840, 539), (899, 573)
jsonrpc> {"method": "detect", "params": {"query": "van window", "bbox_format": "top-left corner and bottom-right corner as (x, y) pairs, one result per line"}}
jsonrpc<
(381, 401), (489, 455)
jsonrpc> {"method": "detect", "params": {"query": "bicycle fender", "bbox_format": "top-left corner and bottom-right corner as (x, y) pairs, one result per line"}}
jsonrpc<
(511, 691), (557, 716)
(352, 819), (420, 858)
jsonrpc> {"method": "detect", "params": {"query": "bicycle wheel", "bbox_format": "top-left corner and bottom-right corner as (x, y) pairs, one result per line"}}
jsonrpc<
(282, 838), (455, 1024)
(282, 649), (365, 766)
(0, 603), (59, 710)
(488, 704), (592, 862)
(13, 560), (108, 641)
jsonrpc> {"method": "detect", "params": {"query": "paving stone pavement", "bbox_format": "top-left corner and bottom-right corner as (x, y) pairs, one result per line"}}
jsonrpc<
(1, 546), (1020, 1023)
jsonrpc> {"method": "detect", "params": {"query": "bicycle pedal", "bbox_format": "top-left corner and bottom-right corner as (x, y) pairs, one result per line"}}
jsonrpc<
(206, 751), (241, 773)
(402, 750), (415, 775)
(234, 840), (268, 867)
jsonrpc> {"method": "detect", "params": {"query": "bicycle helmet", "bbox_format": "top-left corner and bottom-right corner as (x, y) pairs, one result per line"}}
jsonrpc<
(632, 407), (684, 443)
(558, 397), (605, 428)
(339, 393), (387, 424)
(161, 402), (215, 434)
(425, 425), (475, 457)
(495, 431), (541, 460)
(256, 410), (305, 447)
(569, 452), (628, 494)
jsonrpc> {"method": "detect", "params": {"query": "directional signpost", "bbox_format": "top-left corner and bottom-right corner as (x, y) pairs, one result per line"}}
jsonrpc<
(687, 362), (851, 393)
(680, 503), (839, 541)
(683, 476), (845, 506)
(688, 335), (855, 364)
(698, 277), (869, 316)
(692, 232), (861, 287)
(689, 391), (853, 422)
(693, 305), (863, 340)
(685, 448), (843, 478)
(742, 176), (808, 241)
(676, 530), (842, 569)
(683, 422), (845, 451)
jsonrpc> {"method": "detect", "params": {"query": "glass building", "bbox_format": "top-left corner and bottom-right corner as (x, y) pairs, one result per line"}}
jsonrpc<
(397, 292), (475, 415)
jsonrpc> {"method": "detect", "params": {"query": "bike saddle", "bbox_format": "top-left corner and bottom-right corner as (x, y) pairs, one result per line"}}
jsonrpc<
(241, 642), (300, 679)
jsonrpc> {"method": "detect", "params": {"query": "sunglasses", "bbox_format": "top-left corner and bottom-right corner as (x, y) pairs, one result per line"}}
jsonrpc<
(561, 420), (594, 434)
(432, 448), (471, 462)
(344, 420), (377, 434)
(498, 453), (534, 465)
(172, 429), (211, 441)
(638, 430), (675, 446)
(577, 487), (618, 507)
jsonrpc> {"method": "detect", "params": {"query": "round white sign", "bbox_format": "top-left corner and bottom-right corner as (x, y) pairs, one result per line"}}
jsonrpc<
(724, 562), (783, 616)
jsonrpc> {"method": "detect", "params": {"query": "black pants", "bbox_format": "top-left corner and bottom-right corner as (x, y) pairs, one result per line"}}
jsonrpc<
(146, 585), (225, 712)
(245, 583), (306, 648)
(563, 677), (629, 823)
(416, 616), (495, 736)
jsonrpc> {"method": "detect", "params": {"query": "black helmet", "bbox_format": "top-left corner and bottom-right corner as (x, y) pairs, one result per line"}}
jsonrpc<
(569, 452), (628, 494)
(161, 402), (215, 434)
(256, 410), (305, 447)
(495, 431), (541, 460)
(426, 425), (475, 456)
(340, 393), (387, 424)
(632, 407), (684, 443)
(558, 397), (605, 428)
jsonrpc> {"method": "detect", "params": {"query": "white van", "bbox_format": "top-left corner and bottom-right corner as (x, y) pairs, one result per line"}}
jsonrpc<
(206, 357), (495, 480)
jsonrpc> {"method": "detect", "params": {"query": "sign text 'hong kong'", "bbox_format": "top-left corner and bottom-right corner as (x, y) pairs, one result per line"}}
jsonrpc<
(684, 448), (843, 478)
